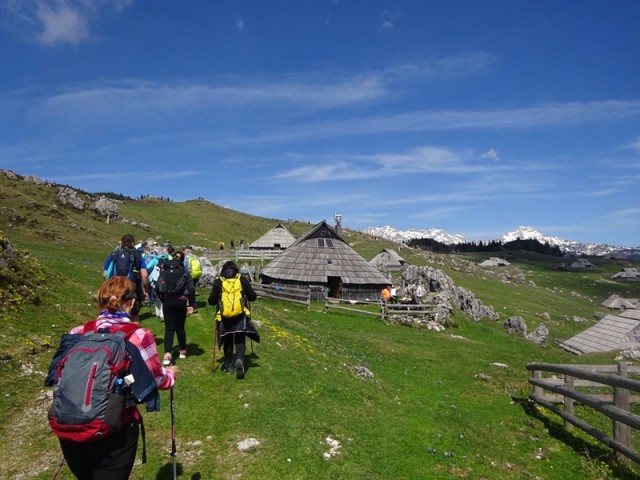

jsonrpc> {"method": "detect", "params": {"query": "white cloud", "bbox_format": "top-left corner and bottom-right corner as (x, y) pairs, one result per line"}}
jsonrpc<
(245, 100), (640, 144)
(273, 146), (549, 183)
(379, 9), (400, 33)
(23, 74), (390, 125)
(1, 0), (133, 47)
(479, 148), (500, 161)
(235, 17), (246, 31)
(383, 52), (498, 82)
(628, 136), (640, 152)
(37, 4), (90, 46)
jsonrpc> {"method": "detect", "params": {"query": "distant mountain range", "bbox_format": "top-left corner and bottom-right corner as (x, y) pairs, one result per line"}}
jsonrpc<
(364, 225), (638, 257)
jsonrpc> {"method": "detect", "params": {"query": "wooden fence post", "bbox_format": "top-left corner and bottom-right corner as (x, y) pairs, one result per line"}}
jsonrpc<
(614, 362), (631, 458)
(532, 369), (542, 399)
(564, 375), (574, 430)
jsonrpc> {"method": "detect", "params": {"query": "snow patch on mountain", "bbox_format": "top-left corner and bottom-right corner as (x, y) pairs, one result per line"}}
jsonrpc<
(366, 226), (467, 245)
(365, 225), (634, 256)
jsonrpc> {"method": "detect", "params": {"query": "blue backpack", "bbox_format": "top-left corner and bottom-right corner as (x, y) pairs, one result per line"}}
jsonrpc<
(109, 247), (139, 280)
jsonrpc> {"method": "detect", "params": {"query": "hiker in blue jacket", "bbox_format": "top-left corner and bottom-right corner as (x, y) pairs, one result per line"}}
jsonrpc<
(102, 234), (150, 323)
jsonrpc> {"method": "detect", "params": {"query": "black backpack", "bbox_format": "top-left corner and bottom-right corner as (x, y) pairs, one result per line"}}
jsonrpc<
(156, 259), (187, 298)
(110, 247), (139, 280)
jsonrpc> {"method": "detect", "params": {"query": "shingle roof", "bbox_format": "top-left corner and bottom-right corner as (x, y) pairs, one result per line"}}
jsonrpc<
(249, 223), (297, 249)
(260, 221), (390, 286)
(370, 248), (408, 268)
(558, 309), (640, 354)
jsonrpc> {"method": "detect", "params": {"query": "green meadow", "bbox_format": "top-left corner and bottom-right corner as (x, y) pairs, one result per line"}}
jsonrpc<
(1, 174), (639, 479)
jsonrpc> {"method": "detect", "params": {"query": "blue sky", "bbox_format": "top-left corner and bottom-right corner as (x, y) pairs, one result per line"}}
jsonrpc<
(1, 1), (639, 246)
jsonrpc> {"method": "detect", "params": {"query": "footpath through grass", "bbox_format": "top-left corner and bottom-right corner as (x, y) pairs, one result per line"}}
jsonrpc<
(4, 291), (640, 479)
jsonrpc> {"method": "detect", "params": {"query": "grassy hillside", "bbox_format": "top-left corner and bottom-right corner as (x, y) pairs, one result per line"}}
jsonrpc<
(1, 172), (639, 479)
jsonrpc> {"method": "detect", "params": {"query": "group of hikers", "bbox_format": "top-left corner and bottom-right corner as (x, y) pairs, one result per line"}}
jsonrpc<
(381, 281), (426, 304)
(45, 233), (260, 479)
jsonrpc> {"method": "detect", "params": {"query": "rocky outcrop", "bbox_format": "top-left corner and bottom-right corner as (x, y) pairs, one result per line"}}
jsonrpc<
(504, 316), (527, 336)
(91, 196), (119, 219)
(526, 324), (549, 344)
(57, 187), (85, 210)
(22, 175), (45, 184)
(402, 265), (499, 324)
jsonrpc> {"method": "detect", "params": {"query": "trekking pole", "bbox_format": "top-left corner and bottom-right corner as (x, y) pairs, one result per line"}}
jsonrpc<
(170, 387), (177, 480)
(212, 320), (219, 371)
(50, 456), (65, 480)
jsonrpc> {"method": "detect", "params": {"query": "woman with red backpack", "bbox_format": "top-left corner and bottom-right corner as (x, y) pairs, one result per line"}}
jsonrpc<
(48, 276), (178, 479)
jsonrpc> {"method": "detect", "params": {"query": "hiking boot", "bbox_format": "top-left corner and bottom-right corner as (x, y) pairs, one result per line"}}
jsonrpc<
(179, 349), (187, 359)
(163, 353), (172, 366)
(235, 359), (245, 380)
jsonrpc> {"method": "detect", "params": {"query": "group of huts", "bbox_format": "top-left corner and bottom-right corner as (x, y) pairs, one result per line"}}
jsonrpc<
(243, 221), (640, 357)
(558, 294), (640, 355)
(248, 221), (405, 301)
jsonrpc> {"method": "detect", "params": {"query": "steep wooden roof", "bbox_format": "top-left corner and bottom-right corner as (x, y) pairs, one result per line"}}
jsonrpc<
(601, 294), (638, 310)
(558, 309), (640, 354)
(260, 221), (390, 285)
(249, 223), (297, 249)
(370, 248), (408, 268)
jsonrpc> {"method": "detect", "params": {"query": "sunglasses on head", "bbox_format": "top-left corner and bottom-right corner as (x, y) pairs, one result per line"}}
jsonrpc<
(122, 291), (137, 301)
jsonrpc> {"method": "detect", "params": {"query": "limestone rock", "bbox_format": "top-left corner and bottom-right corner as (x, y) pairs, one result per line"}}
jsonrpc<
(57, 187), (85, 210)
(91, 196), (119, 219)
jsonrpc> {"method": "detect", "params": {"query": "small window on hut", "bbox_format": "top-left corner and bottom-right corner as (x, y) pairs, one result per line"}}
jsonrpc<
(316, 238), (334, 248)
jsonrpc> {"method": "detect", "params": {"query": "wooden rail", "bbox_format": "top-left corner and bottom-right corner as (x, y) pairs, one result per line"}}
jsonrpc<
(380, 303), (436, 321)
(252, 283), (310, 309)
(206, 249), (281, 262)
(527, 362), (640, 463)
(323, 298), (381, 316)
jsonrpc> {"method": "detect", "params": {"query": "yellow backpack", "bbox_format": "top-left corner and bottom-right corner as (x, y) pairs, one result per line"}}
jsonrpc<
(187, 255), (202, 280)
(217, 274), (250, 320)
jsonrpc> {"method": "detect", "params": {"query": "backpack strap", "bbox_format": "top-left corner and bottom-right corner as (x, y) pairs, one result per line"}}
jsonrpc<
(81, 320), (140, 339)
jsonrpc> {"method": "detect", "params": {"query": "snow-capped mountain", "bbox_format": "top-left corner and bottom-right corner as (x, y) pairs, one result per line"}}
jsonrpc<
(366, 226), (467, 245)
(365, 225), (633, 256)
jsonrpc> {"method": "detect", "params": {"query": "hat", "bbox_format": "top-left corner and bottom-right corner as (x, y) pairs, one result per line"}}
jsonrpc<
(183, 245), (193, 250)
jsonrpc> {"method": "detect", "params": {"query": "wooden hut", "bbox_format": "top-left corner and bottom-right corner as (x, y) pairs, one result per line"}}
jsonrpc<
(612, 268), (639, 281)
(369, 248), (409, 272)
(558, 309), (640, 354)
(249, 223), (297, 250)
(259, 220), (390, 301)
(601, 294), (638, 310)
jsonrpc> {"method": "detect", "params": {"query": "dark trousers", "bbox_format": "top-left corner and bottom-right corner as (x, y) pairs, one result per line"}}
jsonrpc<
(163, 297), (187, 354)
(223, 332), (246, 361)
(60, 421), (139, 480)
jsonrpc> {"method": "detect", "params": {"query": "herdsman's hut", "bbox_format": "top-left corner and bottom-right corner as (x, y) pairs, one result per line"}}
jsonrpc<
(259, 220), (390, 301)
(601, 294), (638, 310)
(249, 223), (297, 250)
(558, 309), (640, 354)
(612, 268), (639, 281)
(369, 248), (409, 272)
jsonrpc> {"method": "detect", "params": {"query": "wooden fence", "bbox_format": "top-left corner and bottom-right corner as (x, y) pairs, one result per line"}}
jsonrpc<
(380, 303), (436, 321)
(206, 249), (281, 263)
(252, 283), (310, 309)
(323, 298), (381, 317)
(322, 298), (436, 321)
(527, 362), (640, 463)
